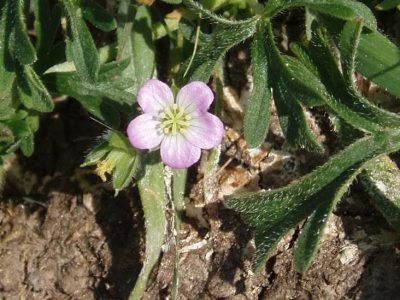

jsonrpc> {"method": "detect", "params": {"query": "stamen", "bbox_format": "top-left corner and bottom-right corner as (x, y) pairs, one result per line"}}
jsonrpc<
(158, 104), (192, 135)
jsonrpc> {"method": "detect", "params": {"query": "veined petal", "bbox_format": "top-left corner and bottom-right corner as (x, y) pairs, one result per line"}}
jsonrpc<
(184, 113), (224, 149)
(160, 134), (201, 169)
(176, 81), (214, 114)
(137, 79), (174, 114)
(127, 114), (163, 149)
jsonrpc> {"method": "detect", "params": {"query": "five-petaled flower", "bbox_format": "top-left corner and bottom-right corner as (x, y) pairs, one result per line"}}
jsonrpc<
(127, 79), (224, 169)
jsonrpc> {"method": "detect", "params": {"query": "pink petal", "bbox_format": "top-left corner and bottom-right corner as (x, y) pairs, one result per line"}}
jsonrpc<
(184, 113), (224, 149)
(127, 114), (163, 149)
(176, 81), (214, 113)
(137, 79), (174, 114)
(160, 134), (201, 169)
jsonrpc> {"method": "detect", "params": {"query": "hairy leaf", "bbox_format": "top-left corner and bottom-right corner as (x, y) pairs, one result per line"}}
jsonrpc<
(16, 65), (54, 112)
(117, 4), (155, 94)
(130, 154), (167, 300)
(0, 0), (15, 102)
(79, 0), (117, 32)
(32, 0), (61, 61)
(184, 0), (258, 25)
(180, 19), (258, 82)
(307, 24), (400, 132)
(265, 22), (324, 152)
(64, 0), (100, 82)
(356, 31), (400, 98)
(362, 156), (400, 231)
(339, 18), (363, 86)
(293, 165), (358, 272)
(244, 22), (271, 149)
(226, 129), (400, 269)
(263, 0), (376, 30)
(12, 0), (37, 65)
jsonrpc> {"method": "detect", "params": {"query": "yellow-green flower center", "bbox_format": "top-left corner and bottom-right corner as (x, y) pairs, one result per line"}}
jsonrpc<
(159, 103), (192, 135)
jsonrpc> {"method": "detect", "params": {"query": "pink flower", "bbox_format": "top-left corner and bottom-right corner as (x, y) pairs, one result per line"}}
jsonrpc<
(127, 79), (224, 169)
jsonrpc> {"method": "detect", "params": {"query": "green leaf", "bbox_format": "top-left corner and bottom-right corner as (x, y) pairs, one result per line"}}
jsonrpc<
(339, 18), (363, 86)
(294, 165), (357, 273)
(265, 22), (324, 152)
(318, 14), (400, 99)
(356, 31), (400, 98)
(130, 153), (167, 300)
(0, 1), (16, 99)
(12, 0), (37, 65)
(64, 0), (100, 82)
(20, 132), (34, 156)
(161, 0), (182, 4)
(244, 22), (271, 149)
(183, 0), (258, 25)
(16, 65), (54, 112)
(376, 0), (400, 10)
(43, 70), (135, 105)
(307, 24), (400, 132)
(31, 0), (61, 60)
(79, 0), (117, 32)
(81, 141), (110, 167)
(263, 0), (377, 30)
(226, 129), (400, 270)
(0, 95), (15, 121)
(107, 149), (140, 192)
(362, 156), (400, 231)
(117, 4), (156, 93)
(181, 19), (257, 83)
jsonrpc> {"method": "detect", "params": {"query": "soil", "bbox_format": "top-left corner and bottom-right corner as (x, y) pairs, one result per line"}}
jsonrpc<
(1, 32), (400, 300)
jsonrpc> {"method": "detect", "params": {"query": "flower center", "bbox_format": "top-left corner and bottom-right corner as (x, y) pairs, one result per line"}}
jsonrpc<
(159, 103), (192, 135)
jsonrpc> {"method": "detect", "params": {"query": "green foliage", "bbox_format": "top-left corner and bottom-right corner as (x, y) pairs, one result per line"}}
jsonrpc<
(79, 0), (117, 32)
(82, 131), (140, 192)
(117, 2), (156, 94)
(227, 130), (400, 270)
(180, 0), (258, 82)
(64, 0), (100, 83)
(362, 156), (400, 231)
(243, 21), (271, 149)
(225, 0), (400, 274)
(2, 0), (400, 296)
(263, 0), (377, 30)
(265, 22), (325, 152)
(0, 0), (54, 157)
(129, 153), (167, 300)
(376, 0), (400, 10)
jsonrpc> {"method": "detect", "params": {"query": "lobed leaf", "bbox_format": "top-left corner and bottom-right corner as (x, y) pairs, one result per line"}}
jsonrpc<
(306, 24), (400, 132)
(226, 129), (400, 269)
(180, 18), (257, 83)
(265, 22), (324, 152)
